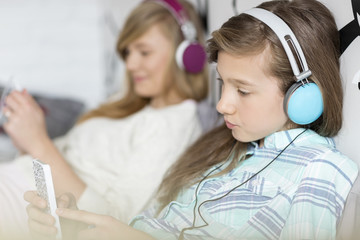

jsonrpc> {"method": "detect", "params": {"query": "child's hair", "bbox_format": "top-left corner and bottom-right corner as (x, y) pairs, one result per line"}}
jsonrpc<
(78, 0), (208, 122)
(155, 0), (342, 213)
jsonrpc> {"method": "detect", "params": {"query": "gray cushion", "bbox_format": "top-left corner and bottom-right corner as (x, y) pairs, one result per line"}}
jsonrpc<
(34, 94), (85, 139)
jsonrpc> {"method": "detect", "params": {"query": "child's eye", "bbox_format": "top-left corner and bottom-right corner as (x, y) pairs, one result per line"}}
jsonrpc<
(216, 77), (224, 85)
(238, 88), (250, 96)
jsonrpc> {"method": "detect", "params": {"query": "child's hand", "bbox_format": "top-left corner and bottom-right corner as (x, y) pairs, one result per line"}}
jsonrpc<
(56, 208), (125, 240)
(24, 191), (153, 240)
(56, 208), (153, 240)
(24, 191), (84, 240)
(24, 190), (58, 239)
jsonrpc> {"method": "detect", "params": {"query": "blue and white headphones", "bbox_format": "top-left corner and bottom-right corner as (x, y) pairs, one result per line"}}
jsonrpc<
(244, 8), (323, 125)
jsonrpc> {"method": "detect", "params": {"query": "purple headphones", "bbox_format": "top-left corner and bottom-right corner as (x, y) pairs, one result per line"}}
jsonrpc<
(148, 0), (207, 73)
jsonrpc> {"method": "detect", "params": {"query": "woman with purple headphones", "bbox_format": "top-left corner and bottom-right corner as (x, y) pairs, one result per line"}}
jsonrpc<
(25, 0), (357, 239)
(0, 0), (209, 239)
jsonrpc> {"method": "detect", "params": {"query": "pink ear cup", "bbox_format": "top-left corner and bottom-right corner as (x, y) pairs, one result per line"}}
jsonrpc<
(176, 41), (207, 73)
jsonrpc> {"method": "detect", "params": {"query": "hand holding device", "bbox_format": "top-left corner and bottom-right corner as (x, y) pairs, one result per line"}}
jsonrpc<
(32, 158), (62, 239)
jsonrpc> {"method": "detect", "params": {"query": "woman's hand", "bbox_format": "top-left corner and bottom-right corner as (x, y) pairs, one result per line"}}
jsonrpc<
(5, 90), (86, 198)
(2, 89), (50, 156)
(24, 191), (86, 240)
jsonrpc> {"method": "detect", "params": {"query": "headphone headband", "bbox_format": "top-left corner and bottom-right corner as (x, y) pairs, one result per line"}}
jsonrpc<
(244, 8), (312, 82)
(148, 0), (197, 40)
(146, 0), (206, 73)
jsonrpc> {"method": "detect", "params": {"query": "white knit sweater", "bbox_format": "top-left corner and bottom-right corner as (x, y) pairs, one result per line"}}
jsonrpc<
(54, 99), (202, 222)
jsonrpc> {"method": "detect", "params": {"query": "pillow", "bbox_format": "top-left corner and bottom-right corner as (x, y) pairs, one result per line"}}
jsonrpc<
(33, 94), (85, 139)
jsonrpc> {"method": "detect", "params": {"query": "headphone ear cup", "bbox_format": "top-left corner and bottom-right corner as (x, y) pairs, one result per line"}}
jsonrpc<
(284, 82), (323, 125)
(176, 40), (206, 73)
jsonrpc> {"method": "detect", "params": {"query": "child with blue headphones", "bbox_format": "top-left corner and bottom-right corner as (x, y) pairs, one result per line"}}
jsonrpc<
(25, 0), (358, 239)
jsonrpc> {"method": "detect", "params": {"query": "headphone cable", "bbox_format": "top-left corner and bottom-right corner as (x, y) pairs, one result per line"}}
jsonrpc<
(178, 128), (308, 239)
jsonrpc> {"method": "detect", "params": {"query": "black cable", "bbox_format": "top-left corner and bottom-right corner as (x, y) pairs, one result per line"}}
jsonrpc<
(178, 162), (225, 240)
(178, 128), (308, 239)
(196, 0), (209, 33)
(232, 0), (239, 15)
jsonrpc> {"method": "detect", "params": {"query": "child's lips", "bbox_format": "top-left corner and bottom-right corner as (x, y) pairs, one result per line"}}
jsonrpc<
(225, 120), (236, 129)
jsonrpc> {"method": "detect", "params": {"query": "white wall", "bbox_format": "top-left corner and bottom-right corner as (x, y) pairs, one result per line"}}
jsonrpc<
(207, 0), (360, 165)
(0, 0), (106, 109)
(0, 0), (147, 109)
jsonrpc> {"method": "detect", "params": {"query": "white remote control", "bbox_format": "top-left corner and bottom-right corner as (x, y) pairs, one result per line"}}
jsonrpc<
(32, 159), (62, 239)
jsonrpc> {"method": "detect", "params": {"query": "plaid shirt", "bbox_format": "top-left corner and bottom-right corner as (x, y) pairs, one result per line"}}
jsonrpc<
(130, 128), (358, 240)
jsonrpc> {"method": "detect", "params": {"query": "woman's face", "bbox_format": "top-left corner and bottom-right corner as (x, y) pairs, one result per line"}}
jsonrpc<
(216, 50), (289, 146)
(125, 23), (181, 108)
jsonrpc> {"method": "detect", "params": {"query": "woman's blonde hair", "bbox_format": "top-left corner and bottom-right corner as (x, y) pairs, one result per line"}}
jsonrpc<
(78, 0), (208, 122)
(155, 0), (342, 213)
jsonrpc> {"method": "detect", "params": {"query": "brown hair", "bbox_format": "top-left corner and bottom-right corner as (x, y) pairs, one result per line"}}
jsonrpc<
(156, 0), (342, 213)
(78, 0), (208, 122)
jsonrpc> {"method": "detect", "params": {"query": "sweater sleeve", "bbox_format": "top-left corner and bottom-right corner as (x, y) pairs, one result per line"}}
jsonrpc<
(279, 150), (358, 240)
